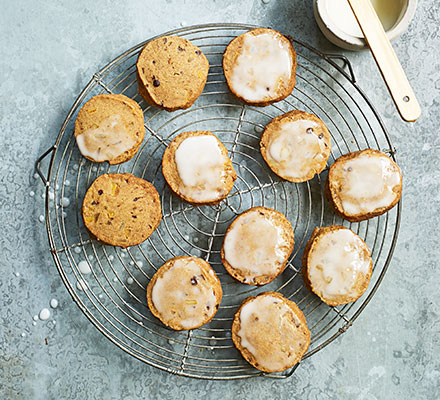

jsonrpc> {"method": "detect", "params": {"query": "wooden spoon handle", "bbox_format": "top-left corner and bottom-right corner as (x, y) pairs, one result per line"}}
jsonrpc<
(347, 0), (421, 122)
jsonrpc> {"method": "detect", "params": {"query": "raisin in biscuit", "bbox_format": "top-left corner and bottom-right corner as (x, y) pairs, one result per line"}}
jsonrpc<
(232, 292), (310, 373)
(223, 28), (297, 106)
(162, 131), (237, 205)
(221, 207), (294, 285)
(74, 94), (145, 165)
(260, 110), (331, 182)
(326, 149), (402, 222)
(147, 256), (222, 331)
(302, 226), (373, 306)
(136, 36), (209, 111)
(82, 173), (161, 248)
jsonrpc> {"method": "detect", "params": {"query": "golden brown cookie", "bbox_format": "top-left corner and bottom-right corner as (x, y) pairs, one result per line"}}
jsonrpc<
(136, 36), (209, 111)
(221, 207), (294, 285)
(82, 173), (161, 248)
(326, 149), (402, 222)
(74, 94), (145, 165)
(162, 131), (237, 205)
(147, 256), (222, 331)
(302, 226), (373, 306)
(260, 110), (331, 182)
(232, 292), (310, 373)
(223, 28), (297, 106)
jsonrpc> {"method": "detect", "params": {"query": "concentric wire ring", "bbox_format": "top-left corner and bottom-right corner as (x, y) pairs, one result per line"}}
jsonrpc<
(40, 23), (400, 380)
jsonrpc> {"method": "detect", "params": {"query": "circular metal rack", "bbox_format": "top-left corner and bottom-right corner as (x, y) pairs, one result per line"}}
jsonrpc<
(36, 23), (401, 380)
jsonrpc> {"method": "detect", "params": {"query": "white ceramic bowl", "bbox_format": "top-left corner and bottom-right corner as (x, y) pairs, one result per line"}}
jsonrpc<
(314, 0), (417, 51)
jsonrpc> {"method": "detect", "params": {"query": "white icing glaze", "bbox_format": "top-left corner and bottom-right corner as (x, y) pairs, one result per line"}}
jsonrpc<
(76, 115), (136, 162)
(151, 259), (218, 329)
(223, 209), (289, 281)
(267, 120), (327, 180)
(174, 135), (229, 202)
(229, 32), (293, 102)
(308, 228), (371, 300)
(333, 152), (401, 215)
(237, 294), (306, 371)
(50, 298), (58, 309)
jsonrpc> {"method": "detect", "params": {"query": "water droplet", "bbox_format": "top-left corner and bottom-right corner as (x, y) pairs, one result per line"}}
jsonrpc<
(65, 179), (70, 186)
(98, 294), (103, 299)
(74, 246), (82, 254)
(15, 272), (20, 277)
(126, 277), (134, 285)
(29, 191), (35, 197)
(130, 261), (134, 266)
(254, 125), (264, 133)
(39, 308), (51, 320)
(48, 191), (55, 200)
(76, 279), (88, 291)
(50, 299), (58, 309)
(113, 277), (118, 282)
(92, 166), (97, 172)
(78, 260), (91, 274)
(61, 197), (70, 207)
(136, 260), (143, 268)
(108, 255), (114, 261)
(32, 321), (37, 326)
(21, 332), (26, 337)
(73, 164), (79, 171)
(39, 215), (45, 223)
(33, 173), (39, 179)
(33, 315), (39, 321)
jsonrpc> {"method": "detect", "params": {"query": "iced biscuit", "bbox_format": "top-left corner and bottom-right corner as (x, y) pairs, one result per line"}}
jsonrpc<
(221, 207), (294, 285)
(147, 256), (222, 331)
(162, 131), (237, 205)
(82, 173), (161, 248)
(223, 28), (297, 106)
(136, 36), (209, 111)
(232, 292), (310, 373)
(260, 110), (331, 182)
(74, 94), (145, 165)
(326, 149), (402, 222)
(302, 225), (373, 306)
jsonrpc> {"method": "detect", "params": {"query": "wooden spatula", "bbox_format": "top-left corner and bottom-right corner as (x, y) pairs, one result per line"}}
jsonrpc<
(347, 0), (421, 122)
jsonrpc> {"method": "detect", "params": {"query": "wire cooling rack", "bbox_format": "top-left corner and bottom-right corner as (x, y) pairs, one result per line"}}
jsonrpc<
(35, 23), (401, 380)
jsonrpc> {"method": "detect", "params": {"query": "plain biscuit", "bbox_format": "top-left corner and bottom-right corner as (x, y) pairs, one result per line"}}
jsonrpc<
(137, 36), (209, 111)
(82, 173), (162, 248)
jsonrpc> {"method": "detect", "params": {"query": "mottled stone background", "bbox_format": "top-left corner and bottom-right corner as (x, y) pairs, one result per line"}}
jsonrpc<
(1, 0), (439, 399)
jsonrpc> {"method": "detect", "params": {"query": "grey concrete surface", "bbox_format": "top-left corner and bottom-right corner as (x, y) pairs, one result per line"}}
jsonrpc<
(1, 0), (439, 399)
